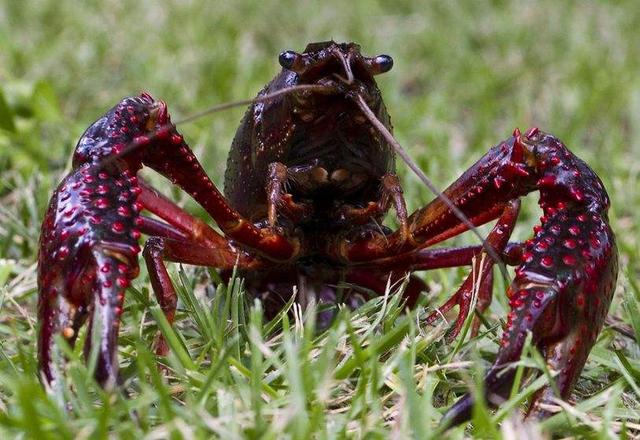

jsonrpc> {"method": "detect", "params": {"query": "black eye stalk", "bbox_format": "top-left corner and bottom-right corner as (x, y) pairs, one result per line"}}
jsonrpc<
(363, 54), (394, 76)
(374, 55), (393, 74)
(279, 50), (298, 69)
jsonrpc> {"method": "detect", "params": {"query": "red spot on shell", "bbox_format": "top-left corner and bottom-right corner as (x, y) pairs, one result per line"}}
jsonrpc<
(95, 198), (110, 209)
(569, 226), (580, 236)
(535, 242), (549, 252)
(112, 143), (125, 155)
(541, 256), (553, 268)
(563, 255), (577, 266)
(156, 127), (170, 139)
(97, 184), (109, 195)
(131, 230), (141, 239)
(112, 222), (125, 233)
(117, 206), (131, 217)
(523, 251), (534, 263)
(550, 156), (561, 166)
(171, 134), (183, 144)
(525, 313), (533, 322)
(116, 277), (129, 288)
(563, 239), (577, 249)
(590, 237), (601, 248)
(100, 263), (111, 273)
(103, 280), (113, 288)
(570, 187), (584, 202)
(577, 214), (587, 222)
(134, 135), (150, 146)
(57, 246), (69, 260)
(537, 175), (556, 187)
(98, 172), (109, 180)
(118, 264), (129, 274)
(130, 186), (142, 196)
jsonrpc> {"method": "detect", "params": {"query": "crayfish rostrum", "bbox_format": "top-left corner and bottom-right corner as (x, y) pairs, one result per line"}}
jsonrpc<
(37, 41), (618, 426)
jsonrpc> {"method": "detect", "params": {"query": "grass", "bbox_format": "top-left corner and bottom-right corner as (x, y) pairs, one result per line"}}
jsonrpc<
(1, 0), (639, 438)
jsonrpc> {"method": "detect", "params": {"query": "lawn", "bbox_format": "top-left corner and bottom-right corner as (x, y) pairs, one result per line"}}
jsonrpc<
(0, 0), (639, 438)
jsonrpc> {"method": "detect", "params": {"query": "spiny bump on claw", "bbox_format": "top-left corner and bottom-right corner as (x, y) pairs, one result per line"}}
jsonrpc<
(537, 175), (556, 187)
(504, 162), (530, 178)
(511, 127), (524, 163)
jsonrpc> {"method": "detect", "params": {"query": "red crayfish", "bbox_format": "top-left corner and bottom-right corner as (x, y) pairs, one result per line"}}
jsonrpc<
(37, 41), (618, 427)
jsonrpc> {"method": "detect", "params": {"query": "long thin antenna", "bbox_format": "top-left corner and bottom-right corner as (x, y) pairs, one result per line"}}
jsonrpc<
(175, 84), (334, 125)
(352, 94), (509, 282)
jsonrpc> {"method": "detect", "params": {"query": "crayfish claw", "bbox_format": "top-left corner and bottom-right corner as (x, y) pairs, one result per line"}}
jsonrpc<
(37, 93), (163, 387)
(439, 133), (618, 429)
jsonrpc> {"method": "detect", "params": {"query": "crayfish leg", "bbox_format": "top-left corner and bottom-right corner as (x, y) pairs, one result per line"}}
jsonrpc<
(425, 199), (520, 340)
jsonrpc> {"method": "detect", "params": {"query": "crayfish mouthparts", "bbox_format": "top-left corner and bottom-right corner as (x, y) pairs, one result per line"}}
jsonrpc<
(37, 42), (617, 432)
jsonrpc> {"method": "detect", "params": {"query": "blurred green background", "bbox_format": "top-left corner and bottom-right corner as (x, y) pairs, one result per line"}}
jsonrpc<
(1, 0), (639, 437)
(2, 1), (639, 247)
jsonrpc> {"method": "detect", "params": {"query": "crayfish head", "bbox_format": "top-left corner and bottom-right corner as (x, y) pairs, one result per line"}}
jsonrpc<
(276, 41), (393, 112)
(72, 93), (168, 169)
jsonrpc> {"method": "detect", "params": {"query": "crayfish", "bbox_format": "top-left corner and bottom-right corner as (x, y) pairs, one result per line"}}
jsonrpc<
(37, 41), (618, 427)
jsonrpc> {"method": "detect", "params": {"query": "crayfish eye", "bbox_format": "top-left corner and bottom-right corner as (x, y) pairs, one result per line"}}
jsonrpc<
(373, 54), (393, 74)
(278, 50), (298, 69)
